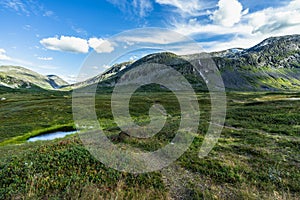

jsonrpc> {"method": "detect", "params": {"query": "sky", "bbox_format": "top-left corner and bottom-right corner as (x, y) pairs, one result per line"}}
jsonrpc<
(0, 0), (299, 83)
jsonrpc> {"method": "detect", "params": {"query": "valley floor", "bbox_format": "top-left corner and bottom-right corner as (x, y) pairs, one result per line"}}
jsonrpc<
(0, 91), (299, 199)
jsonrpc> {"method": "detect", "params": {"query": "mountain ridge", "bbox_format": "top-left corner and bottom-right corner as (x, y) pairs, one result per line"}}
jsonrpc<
(0, 66), (68, 90)
(1, 34), (300, 92)
(88, 34), (300, 91)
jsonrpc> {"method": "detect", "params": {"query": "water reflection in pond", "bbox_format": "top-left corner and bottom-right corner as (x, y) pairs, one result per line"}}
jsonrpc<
(27, 131), (77, 142)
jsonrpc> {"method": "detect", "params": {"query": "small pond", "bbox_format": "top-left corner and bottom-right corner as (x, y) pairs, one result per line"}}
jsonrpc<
(27, 130), (77, 142)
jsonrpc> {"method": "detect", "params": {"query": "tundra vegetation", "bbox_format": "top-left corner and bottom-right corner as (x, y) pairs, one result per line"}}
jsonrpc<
(0, 87), (299, 199)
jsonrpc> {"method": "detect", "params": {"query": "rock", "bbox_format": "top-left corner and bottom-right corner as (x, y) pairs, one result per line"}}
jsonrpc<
(109, 131), (131, 142)
(118, 131), (131, 141)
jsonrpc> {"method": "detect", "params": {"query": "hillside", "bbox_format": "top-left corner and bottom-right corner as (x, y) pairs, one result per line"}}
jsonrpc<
(47, 75), (69, 89)
(71, 61), (133, 89)
(212, 34), (300, 90)
(77, 34), (300, 91)
(1, 91), (300, 199)
(1, 35), (300, 92)
(0, 66), (68, 90)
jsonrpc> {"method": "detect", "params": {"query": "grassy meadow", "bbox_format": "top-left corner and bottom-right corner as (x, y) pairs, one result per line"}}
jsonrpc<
(0, 88), (299, 199)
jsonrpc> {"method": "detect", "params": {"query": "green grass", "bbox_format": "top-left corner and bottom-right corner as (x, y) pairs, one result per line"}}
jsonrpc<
(0, 124), (75, 146)
(0, 137), (166, 199)
(0, 89), (299, 199)
(0, 90), (73, 142)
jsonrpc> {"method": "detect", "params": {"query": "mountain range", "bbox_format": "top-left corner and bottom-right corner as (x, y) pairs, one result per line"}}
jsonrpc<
(0, 66), (68, 90)
(1, 34), (300, 92)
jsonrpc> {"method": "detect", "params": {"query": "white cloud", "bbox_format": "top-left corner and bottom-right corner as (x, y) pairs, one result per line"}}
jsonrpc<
(107, 0), (153, 17)
(88, 38), (115, 53)
(1, 0), (29, 15)
(170, 0), (300, 52)
(247, 0), (300, 34)
(173, 18), (253, 36)
(155, 0), (209, 16)
(39, 36), (117, 53)
(102, 65), (111, 69)
(210, 0), (246, 27)
(40, 36), (89, 53)
(43, 10), (54, 17)
(199, 35), (268, 52)
(0, 0), (55, 17)
(111, 28), (206, 55)
(133, 0), (153, 17)
(0, 49), (11, 60)
(130, 55), (138, 61)
(60, 74), (77, 84)
(37, 57), (53, 61)
(115, 29), (187, 45)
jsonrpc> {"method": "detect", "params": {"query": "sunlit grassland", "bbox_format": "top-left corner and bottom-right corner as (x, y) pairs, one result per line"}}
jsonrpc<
(0, 89), (299, 199)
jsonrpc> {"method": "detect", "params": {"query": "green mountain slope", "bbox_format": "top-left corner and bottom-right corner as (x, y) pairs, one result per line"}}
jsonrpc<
(0, 66), (68, 90)
(212, 34), (300, 90)
(2, 35), (300, 92)
(78, 34), (300, 91)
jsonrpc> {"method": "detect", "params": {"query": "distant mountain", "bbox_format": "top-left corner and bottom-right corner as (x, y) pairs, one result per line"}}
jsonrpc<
(212, 34), (300, 90)
(47, 75), (69, 89)
(76, 34), (300, 91)
(0, 66), (68, 90)
(71, 61), (133, 89)
(2, 35), (300, 92)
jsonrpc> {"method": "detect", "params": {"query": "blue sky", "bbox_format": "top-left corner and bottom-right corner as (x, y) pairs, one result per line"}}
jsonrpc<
(0, 0), (299, 82)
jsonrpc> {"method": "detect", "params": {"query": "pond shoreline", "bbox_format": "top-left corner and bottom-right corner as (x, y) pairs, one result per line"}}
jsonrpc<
(0, 124), (76, 146)
(27, 130), (77, 142)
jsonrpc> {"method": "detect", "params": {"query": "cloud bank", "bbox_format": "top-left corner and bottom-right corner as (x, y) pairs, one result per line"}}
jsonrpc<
(34, 0), (300, 55)
(40, 36), (115, 54)
(169, 0), (300, 51)
(210, 0), (247, 27)
(88, 38), (115, 53)
(40, 36), (89, 53)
